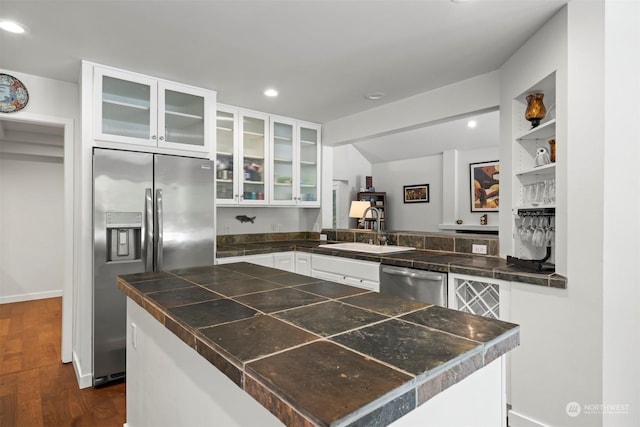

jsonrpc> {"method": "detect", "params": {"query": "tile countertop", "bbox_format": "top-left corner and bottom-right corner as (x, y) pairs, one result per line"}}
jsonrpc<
(118, 263), (520, 427)
(216, 240), (568, 289)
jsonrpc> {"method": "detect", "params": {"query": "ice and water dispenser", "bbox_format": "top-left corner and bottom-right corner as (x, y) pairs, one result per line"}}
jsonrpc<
(105, 212), (142, 262)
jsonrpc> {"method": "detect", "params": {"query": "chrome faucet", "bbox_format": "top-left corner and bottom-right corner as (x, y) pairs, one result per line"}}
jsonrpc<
(361, 206), (383, 244)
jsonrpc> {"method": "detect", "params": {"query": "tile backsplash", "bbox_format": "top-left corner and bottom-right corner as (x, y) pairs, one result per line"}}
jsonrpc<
(217, 229), (499, 257)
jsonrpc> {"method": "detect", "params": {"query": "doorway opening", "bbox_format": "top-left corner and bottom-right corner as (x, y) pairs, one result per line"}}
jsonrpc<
(0, 114), (74, 364)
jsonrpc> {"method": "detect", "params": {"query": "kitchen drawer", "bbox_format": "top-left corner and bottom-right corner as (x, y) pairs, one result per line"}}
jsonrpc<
(311, 254), (379, 282)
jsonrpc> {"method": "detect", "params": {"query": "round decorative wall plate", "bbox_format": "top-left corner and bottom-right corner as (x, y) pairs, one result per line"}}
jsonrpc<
(0, 73), (29, 113)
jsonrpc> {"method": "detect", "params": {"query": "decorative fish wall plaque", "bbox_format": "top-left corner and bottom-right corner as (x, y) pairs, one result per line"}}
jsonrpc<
(235, 215), (256, 223)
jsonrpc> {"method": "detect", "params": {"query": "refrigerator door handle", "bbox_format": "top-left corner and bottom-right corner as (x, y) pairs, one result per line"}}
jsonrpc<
(155, 189), (163, 271)
(143, 188), (154, 272)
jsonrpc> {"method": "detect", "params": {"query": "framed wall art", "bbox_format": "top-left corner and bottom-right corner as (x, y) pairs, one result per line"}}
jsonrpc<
(403, 184), (429, 203)
(470, 161), (499, 212)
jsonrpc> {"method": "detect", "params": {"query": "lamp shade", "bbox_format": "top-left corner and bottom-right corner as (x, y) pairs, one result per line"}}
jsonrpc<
(349, 201), (372, 218)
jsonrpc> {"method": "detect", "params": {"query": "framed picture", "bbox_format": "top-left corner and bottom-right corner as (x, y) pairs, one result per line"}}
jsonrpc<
(403, 184), (429, 203)
(470, 161), (499, 212)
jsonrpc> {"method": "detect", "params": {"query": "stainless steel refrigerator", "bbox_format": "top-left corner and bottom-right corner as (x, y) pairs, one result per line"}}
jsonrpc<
(93, 148), (215, 386)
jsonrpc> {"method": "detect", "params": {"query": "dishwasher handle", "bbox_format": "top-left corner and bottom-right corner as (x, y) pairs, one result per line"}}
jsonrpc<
(381, 266), (444, 282)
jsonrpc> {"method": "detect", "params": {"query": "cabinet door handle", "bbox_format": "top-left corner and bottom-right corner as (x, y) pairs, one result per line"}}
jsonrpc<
(152, 135), (157, 140)
(159, 136), (165, 141)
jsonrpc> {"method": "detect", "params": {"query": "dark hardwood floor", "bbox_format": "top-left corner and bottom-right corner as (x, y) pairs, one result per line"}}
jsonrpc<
(0, 297), (126, 427)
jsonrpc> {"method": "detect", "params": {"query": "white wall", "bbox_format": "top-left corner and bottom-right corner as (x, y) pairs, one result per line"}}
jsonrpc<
(602, 1), (640, 426)
(0, 154), (64, 303)
(0, 69), (78, 367)
(499, 3), (639, 426)
(499, 6), (575, 426)
(372, 154), (442, 231)
(332, 144), (372, 228)
(216, 207), (321, 235)
(442, 146), (500, 228)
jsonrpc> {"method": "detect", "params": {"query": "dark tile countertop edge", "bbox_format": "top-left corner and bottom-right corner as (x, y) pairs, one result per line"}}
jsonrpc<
(117, 265), (520, 427)
(216, 240), (568, 289)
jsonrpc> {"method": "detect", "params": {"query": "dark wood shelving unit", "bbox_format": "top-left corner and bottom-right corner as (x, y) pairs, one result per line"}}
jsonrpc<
(357, 191), (386, 230)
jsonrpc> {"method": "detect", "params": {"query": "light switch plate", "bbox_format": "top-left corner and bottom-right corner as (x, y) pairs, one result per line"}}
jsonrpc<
(472, 244), (488, 255)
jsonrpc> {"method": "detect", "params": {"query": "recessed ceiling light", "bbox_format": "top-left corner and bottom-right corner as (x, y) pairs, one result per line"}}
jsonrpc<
(0, 20), (28, 34)
(365, 92), (384, 101)
(264, 88), (278, 97)
(467, 120), (477, 128)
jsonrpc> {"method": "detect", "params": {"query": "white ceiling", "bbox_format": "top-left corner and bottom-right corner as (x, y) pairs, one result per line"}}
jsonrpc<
(353, 108), (499, 163)
(0, 0), (566, 160)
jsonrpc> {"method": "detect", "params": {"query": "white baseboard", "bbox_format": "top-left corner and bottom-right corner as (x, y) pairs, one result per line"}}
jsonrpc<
(72, 351), (93, 389)
(508, 409), (550, 427)
(0, 289), (63, 304)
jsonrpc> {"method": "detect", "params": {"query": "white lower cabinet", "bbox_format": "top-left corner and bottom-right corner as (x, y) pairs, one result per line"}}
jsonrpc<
(294, 252), (311, 276)
(217, 253), (379, 291)
(447, 273), (511, 321)
(273, 252), (295, 272)
(311, 254), (379, 292)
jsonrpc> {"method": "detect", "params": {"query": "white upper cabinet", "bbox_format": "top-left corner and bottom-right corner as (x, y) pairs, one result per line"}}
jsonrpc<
(158, 82), (210, 152)
(270, 117), (296, 205)
(216, 105), (270, 206)
(297, 123), (321, 207)
(270, 117), (321, 207)
(239, 110), (270, 205)
(93, 65), (214, 155)
(215, 105), (239, 204)
(217, 107), (320, 207)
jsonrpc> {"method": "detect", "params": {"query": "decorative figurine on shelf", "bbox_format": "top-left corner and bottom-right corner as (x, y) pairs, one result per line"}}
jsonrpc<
(535, 147), (551, 167)
(525, 92), (547, 128)
(480, 214), (488, 225)
(548, 139), (556, 162)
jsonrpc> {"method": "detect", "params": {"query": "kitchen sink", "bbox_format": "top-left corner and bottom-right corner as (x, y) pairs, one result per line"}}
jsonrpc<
(318, 242), (416, 254)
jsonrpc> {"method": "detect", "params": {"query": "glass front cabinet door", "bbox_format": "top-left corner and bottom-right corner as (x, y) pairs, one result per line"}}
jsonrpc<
(158, 81), (209, 152)
(216, 107), (269, 205)
(95, 67), (157, 146)
(94, 66), (212, 154)
(239, 110), (269, 205)
(270, 118), (321, 206)
(215, 106), (238, 204)
(297, 123), (321, 206)
(271, 118), (296, 205)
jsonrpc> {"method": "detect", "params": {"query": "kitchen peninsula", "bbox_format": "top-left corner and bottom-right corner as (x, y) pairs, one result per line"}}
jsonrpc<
(118, 262), (519, 426)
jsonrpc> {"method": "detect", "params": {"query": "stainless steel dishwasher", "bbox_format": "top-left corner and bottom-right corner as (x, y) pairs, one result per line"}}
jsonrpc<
(379, 265), (447, 307)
